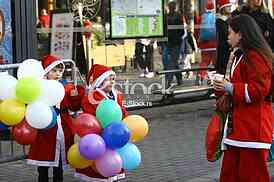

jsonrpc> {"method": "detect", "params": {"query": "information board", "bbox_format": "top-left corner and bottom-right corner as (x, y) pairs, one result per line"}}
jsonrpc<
(110, 0), (165, 39)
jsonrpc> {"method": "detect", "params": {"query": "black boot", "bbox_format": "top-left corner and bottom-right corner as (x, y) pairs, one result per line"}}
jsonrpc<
(38, 166), (49, 182)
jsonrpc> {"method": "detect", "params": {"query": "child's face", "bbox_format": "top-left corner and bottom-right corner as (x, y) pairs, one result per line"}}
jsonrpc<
(101, 75), (116, 93)
(46, 67), (64, 80)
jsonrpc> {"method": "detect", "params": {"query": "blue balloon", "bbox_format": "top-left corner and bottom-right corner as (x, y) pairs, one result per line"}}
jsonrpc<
(46, 107), (58, 129)
(102, 122), (130, 149)
(117, 143), (141, 171)
(0, 122), (9, 131)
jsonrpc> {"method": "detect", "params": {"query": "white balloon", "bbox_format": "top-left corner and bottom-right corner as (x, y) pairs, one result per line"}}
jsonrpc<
(17, 59), (45, 79)
(38, 80), (65, 106)
(0, 74), (17, 100)
(25, 101), (53, 129)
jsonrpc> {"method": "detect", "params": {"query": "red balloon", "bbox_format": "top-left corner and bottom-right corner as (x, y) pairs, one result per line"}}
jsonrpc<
(12, 120), (37, 145)
(74, 113), (102, 137)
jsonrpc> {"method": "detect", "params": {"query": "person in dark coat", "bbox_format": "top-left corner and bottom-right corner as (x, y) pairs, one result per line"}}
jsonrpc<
(232, 0), (274, 51)
(215, 0), (237, 74)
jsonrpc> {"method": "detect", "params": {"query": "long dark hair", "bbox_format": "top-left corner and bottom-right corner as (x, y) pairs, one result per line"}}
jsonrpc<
(228, 14), (274, 65)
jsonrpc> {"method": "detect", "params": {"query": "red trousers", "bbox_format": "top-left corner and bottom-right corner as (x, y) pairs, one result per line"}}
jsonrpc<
(198, 50), (216, 79)
(220, 146), (270, 182)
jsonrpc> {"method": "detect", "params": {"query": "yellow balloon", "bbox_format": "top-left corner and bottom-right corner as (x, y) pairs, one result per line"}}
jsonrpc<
(123, 115), (149, 142)
(67, 143), (93, 169)
(0, 99), (25, 126)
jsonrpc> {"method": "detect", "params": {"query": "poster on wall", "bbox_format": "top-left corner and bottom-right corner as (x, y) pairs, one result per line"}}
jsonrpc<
(0, 0), (13, 64)
(109, 0), (165, 39)
(50, 13), (74, 59)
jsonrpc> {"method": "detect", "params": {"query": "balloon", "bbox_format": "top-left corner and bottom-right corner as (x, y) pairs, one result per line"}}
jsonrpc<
(102, 122), (130, 149)
(117, 143), (141, 171)
(123, 115), (149, 142)
(17, 59), (45, 79)
(95, 150), (122, 177)
(45, 107), (58, 129)
(0, 74), (17, 100)
(0, 123), (9, 131)
(74, 113), (102, 137)
(67, 143), (93, 169)
(96, 99), (122, 128)
(79, 134), (106, 160)
(0, 99), (25, 126)
(12, 120), (37, 145)
(25, 101), (52, 129)
(16, 77), (41, 104)
(38, 80), (65, 106)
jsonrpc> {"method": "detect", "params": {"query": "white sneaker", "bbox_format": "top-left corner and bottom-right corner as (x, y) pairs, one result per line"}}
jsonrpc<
(139, 73), (145, 77)
(145, 72), (154, 78)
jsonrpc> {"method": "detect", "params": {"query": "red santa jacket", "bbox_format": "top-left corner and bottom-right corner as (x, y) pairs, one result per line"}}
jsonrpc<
(223, 50), (273, 149)
(27, 83), (85, 167)
(75, 88), (127, 180)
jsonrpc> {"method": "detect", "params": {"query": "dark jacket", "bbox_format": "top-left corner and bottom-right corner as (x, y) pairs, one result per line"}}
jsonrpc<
(216, 16), (231, 74)
(167, 12), (184, 47)
(232, 5), (274, 51)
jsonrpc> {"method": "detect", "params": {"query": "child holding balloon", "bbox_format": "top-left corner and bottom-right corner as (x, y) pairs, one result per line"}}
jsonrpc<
(75, 64), (128, 181)
(27, 55), (85, 182)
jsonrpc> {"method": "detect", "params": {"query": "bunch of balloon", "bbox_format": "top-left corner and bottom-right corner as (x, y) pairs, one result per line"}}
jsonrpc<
(67, 99), (149, 178)
(0, 59), (65, 145)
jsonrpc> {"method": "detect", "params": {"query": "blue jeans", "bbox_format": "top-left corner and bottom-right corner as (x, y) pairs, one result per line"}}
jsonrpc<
(165, 45), (182, 85)
(161, 44), (169, 70)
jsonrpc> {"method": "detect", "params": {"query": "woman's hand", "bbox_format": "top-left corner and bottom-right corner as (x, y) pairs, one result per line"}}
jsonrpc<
(213, 79), (229, 92)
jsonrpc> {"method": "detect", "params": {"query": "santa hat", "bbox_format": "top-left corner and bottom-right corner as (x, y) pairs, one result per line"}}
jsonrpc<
(218, 0), (234, 9)
(205, 0), (215, 10)
(87, 64), (116, 89)
(41, 55), (65, 75)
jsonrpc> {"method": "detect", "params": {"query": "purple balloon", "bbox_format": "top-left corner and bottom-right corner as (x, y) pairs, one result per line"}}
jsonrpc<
(96, 150), (122, 177)
(79, 134), (106, 160)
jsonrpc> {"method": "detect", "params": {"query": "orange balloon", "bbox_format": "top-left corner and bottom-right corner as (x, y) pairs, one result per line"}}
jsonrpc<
(123, 115), (149, 142)
(67, 143), (93, 169)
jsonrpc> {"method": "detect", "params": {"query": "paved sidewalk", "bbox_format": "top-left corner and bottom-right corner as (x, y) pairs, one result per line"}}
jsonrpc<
(1, 100), (274, 182)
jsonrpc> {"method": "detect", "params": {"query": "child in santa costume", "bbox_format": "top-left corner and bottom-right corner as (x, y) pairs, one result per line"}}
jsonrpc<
(75, 64), (127, 182)
(27, 55), (85, 182)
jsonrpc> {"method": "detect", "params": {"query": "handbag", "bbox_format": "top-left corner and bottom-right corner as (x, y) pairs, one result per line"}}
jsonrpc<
(216, 93), (232, 113)
(205, 111), (226, 162)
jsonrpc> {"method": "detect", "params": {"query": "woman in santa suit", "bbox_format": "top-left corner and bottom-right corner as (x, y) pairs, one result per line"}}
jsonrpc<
(27, 55), (85, 182)
(213, 15), (274, 182)
(75, 64), (127, 182)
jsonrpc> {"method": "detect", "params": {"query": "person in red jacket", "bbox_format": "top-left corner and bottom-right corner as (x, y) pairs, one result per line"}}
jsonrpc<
(75, 64), (127, 182)
(27, 55), (85, 182)
(213, 14), (274, 182)
(196, 0), (217, 85)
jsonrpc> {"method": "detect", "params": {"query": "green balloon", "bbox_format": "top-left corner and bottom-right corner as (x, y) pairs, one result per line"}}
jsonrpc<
(96, 99), (122, 128)
(16, 77), (41, 104)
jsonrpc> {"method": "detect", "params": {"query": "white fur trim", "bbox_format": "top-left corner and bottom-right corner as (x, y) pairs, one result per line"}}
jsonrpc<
(200, 48), (216, 51)
(74, 172), (126, 182)
(221, 115), (229, 151)
(44, 60), (65, 75)
(219, 3), (233, 10)
(244, 84), (252, 103)
(26, 115), (68, 170)
(224, 138), (271, 149)
(91, 71), (116, 89)
(95, 88), (117, 102)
